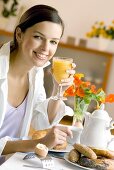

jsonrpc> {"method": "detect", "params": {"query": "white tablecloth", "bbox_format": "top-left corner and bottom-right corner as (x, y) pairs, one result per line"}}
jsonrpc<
(0, 152), (83, 170)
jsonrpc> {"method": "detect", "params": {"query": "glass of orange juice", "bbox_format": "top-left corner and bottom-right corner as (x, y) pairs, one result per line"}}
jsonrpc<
(52, 57), (73, 100)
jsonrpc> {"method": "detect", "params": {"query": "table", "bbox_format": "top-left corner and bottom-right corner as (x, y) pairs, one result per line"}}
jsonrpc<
(0, 152), (83, 170)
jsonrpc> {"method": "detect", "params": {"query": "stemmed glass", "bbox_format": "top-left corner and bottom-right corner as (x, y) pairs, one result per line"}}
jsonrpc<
(51, 57), (73, 100)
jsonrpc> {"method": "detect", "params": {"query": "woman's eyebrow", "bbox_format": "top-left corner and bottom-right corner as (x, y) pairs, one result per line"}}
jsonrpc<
(34, 31), (44, 36)
(34, 31), (60, 40)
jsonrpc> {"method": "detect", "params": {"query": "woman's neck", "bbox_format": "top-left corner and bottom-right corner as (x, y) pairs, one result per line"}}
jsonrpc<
(9, 50), (32, 78)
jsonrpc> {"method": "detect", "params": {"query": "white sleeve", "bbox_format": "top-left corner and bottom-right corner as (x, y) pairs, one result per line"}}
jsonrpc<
(31, 98), (74, 130)
(0, 136), (12, 156)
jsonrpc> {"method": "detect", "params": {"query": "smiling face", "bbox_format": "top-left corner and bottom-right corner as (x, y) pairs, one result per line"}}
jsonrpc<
(16, 21), (63, 68)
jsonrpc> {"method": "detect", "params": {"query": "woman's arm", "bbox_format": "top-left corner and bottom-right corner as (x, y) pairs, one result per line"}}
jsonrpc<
(2, 126), (72, 155)
(2, 139), (39, 155)
(48, 99), (62, 123)
(48, 77), (74, 124)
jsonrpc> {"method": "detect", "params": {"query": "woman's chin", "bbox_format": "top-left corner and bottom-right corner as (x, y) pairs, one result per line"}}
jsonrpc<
(34, 61), (47, 67)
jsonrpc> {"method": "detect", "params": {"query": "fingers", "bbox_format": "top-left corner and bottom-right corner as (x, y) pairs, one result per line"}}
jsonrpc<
(53, 126), (67, 139)
(49, 126), (68, 146)
(54, 133), (67, 144)
(61, 77), (74, 84)
(60, 62), (76, 85)
(43, 125), (73, 149)
(55, 125), (73, 139)
(42, 127), (66, 148)
(66, 127), (73, 138)
(72, 63), (76, 69)
(66, 69), (75, 75)
(66, 64), (76, 77)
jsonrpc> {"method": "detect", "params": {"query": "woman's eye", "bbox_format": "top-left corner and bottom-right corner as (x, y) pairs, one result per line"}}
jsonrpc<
(50, 40), (58, 45)
(34, 35), (42, 40)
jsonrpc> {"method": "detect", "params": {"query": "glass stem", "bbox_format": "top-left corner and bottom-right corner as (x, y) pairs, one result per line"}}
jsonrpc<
(58, 84), (63, 98)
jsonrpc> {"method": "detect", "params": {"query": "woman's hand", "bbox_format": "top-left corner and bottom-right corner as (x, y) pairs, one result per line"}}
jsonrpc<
(40, 125), (73, 149)
(60, 62), (76, 91)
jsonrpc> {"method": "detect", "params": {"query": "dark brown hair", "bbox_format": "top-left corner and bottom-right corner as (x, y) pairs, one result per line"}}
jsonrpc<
(11, 4), (64, 52)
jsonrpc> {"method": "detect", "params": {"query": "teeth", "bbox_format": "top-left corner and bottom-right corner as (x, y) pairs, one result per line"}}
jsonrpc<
(34, 52), (46, 60)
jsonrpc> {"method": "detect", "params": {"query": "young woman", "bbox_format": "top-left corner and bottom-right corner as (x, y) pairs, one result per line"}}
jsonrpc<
(0, 4), (75, 155)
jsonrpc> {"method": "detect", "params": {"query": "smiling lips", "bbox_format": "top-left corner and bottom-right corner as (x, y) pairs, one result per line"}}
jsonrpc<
(34, 51), (47, 60)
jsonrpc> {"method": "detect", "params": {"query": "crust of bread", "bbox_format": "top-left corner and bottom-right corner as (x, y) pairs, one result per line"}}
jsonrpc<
(73, 143), (97, 159)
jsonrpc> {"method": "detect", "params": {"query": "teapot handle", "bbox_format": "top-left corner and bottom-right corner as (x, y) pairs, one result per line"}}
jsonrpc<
(107, 135), (114, 148)
(109, 120), (114, 130)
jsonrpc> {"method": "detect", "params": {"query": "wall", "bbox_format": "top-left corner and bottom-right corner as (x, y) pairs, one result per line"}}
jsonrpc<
(21, 0), (114, 42)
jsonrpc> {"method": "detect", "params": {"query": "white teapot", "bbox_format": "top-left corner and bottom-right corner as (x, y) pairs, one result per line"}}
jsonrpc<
(80, 104), (114, 149)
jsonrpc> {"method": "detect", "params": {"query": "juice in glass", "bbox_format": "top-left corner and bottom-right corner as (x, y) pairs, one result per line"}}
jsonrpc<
(52, 57), (73, 83)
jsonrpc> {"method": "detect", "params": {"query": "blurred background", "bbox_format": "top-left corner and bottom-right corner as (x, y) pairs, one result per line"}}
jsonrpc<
(0, 0), (114, 119)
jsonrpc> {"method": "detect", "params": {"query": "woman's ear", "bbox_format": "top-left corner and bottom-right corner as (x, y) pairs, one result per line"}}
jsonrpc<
(16, 27), (23, 44)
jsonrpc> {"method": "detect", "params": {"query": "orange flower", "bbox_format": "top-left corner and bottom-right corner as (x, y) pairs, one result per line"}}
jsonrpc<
(105, 94), (114, 103)
(73, 76), (82, 87)
(76, 87), (85, 97)
(64, 73), (114, 108)
(91, 85), (97, 94)
(64, 85), (75, 97)
(82, 81), (91, 88)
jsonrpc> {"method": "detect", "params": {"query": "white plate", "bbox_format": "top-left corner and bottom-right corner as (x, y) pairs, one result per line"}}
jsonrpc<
(49, 144), (73, 153)
(64, 153), (94, 170)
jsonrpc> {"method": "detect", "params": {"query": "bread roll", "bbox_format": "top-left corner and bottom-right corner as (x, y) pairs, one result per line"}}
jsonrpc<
(73, 143), (97, 159)
(79, 156), (114, 170)
(90, 147), (114, 159)
(68, 149), (81, 163)
(35, 143), (48, 157)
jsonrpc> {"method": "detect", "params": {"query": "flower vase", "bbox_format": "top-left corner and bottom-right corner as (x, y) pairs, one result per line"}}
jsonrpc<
(72, 97), (89, 128)
(72, 114), (83, 128)
(98, 37), (110, 51)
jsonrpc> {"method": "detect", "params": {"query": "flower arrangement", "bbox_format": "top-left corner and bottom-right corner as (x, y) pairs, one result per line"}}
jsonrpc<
(64, 73), (114, 124)
(86, 21), (114, 40)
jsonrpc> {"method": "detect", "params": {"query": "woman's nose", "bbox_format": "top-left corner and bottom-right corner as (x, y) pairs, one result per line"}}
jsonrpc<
(41, 40), (50, 51)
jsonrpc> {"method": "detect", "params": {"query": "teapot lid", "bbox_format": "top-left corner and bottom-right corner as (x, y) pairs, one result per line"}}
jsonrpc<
(92, 104), (111, 121)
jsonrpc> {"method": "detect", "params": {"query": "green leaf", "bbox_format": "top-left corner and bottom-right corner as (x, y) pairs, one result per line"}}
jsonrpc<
(2, 8), (10, 18)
